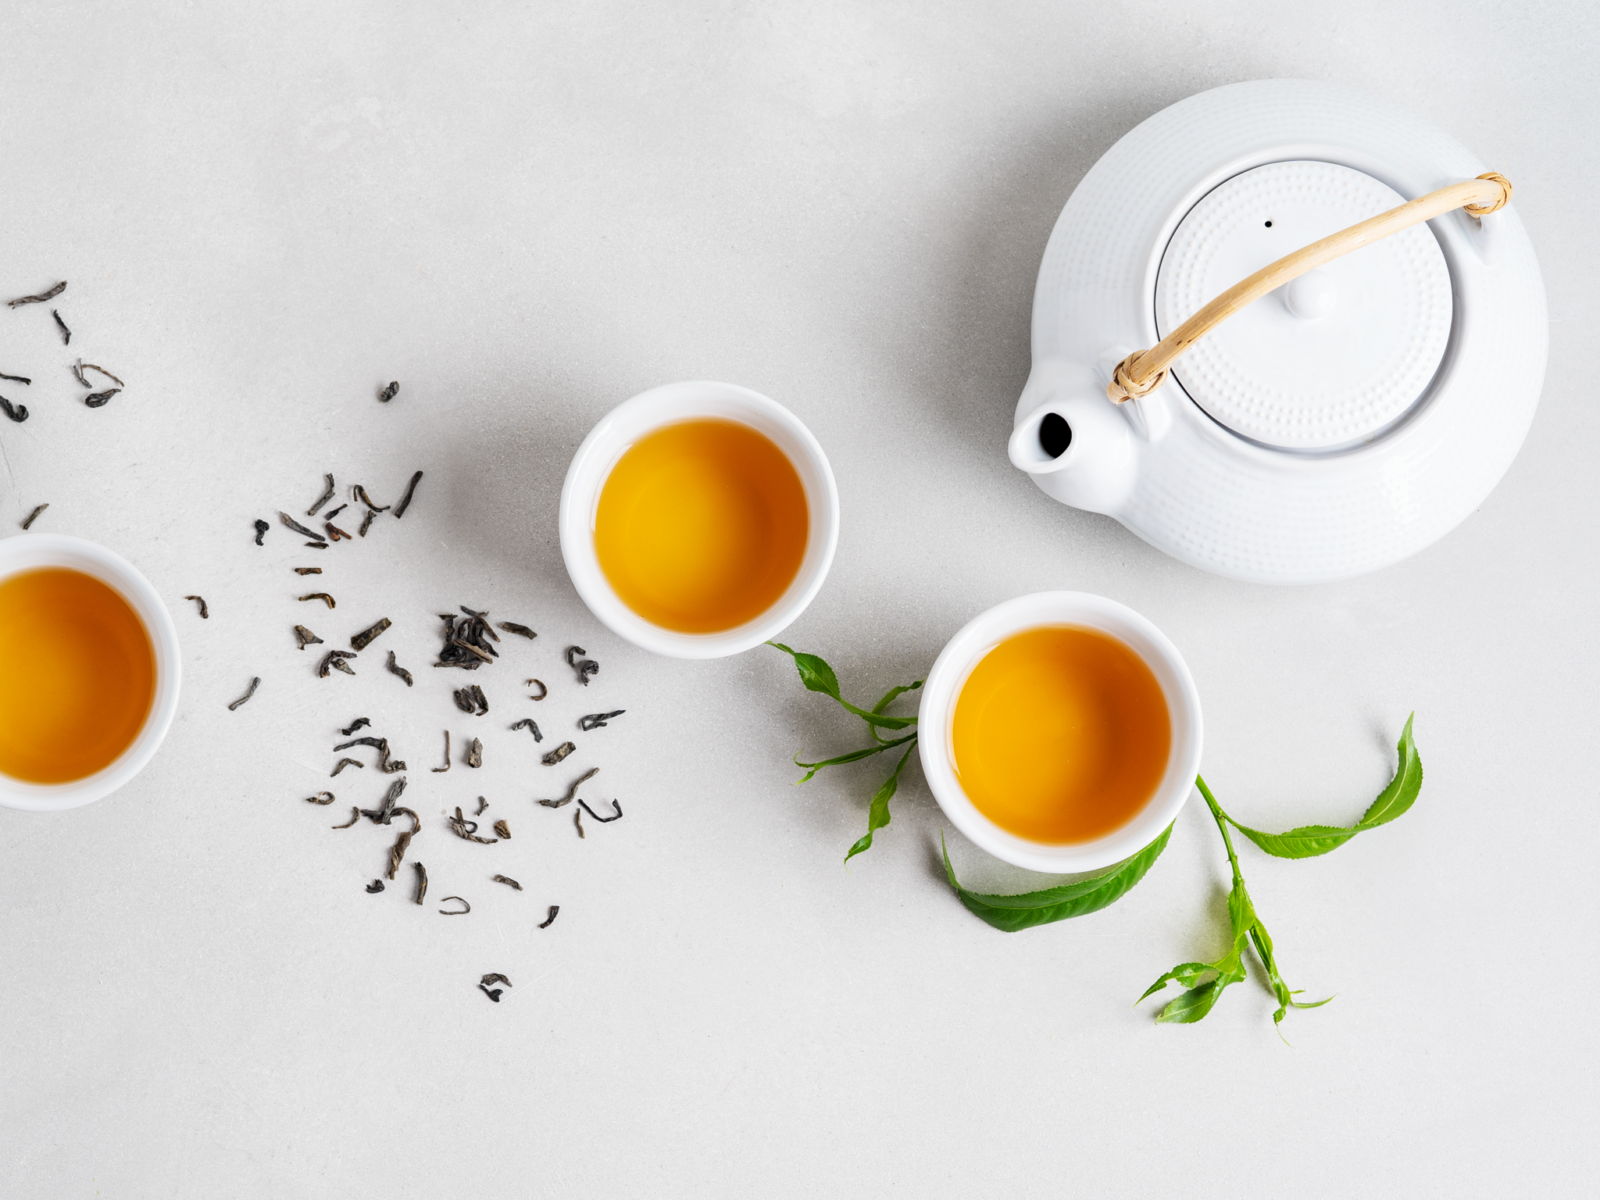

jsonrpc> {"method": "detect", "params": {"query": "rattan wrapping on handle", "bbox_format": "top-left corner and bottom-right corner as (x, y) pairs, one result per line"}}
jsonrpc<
(1106, 172), (1513, 404)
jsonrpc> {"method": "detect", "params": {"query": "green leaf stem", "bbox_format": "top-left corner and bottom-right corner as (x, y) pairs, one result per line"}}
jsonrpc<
(845, 743), (916, 863)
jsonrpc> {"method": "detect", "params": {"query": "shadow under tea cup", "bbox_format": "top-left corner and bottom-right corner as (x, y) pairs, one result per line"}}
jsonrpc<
(0, 534), (182, 812)
(919, 592), (1203, 874)
(560, 381), (839, 659)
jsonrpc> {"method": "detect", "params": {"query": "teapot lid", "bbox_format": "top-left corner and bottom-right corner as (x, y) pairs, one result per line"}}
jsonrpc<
(1155, 160), (1452, 451)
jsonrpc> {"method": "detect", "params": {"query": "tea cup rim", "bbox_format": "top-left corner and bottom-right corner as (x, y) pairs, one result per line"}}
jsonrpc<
(918, 591), (1203, 874)
(0, 533), (183, 812)
(559, 380), (840, 659)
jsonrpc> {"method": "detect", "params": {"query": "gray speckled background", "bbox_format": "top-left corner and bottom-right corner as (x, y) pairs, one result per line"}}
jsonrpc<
(1, 2), (1593, 1195)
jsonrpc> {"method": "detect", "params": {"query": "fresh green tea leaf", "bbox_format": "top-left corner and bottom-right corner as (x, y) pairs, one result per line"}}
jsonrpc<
(844, 743), (916, 863)
(1155, 978), (1229, 1024)
(868, 680), (923, 743)
(1220, 715), (1423, 859)
(941, 823), (1172, 933)
(1138, 961), (1214, 1002)
(793, 732), (917, 783)
(769, 642), (919, 731)
(1357, 713), (1421, 829)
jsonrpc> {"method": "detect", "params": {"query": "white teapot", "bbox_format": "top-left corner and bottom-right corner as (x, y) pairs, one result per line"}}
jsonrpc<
(1008, 80), (1546, 584)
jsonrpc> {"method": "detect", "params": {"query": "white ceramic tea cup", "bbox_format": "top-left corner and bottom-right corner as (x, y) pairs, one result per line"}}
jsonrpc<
(559, 381), (840, 659)
(0, 534), (182, 812)
(919, 591), (1203, 874)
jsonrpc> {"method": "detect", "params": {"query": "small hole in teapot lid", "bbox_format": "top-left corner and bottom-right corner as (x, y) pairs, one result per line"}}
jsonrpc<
(1038, 412), (1072, 459)
(1264, 220), (1273, 227)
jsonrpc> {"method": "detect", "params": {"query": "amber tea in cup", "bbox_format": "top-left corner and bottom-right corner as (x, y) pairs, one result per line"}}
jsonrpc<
(593, 418), (809, 634)
(0, 566), (157, 783)
(950, 625), (1171, 844)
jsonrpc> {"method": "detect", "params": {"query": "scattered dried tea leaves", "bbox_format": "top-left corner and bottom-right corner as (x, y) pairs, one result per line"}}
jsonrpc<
(466, 737), (483, 768)
(51, 309), (71, 344)
(412, 862), (428, 904)
(577, 798), (623, 824)
(341, 718), (371, 736)
(386, 650), (414, 686)
(542, 741), (576, 766)
(228, 677), (261, 710)
(0, 371), (30, 384)
(379, 381), (399, 403)
(475, 796), (489, 815)
(319, 650), (357, 677)
(493, 819), (511, 840)
(353, 485), (389, 511)
(578, 710), (625, 731)
(8, 281), (65, 306)
(307, 474), (336, 517)
(526, 678), (547, 701)
(479, 983), (503, 1002)
(449, 806), (498, 844)
(499, 622), (536, 639)
(510, 718), (542, 741)
(21, 504), (48, 530)
(337, 736), (405, 773)
(83, 388), (119, 408)
(333, 807), (361, 829)
(362, 777), (408, 824)
(185, 595), (209, 619)
(388, 824), (416, 880)
(299, 592), (336, 608)
(281, 512), (326, 542)
(431, 730), (451, 772)
(393, 470), (423, 519)
(76, 361), (123, 388)
(294, 625), (324, 650)
(293, 567), (323, 575)
(330, 757), (364, 776)
(539, 906), (560, 929)
(253, 519), (269, 545)
(350, 618), (391, 651)
(324, 521), (352, 541)
(574, 809), (585, 838)
(482, 973), (511, 988)
(454, 686), (489, 715)
(492, 875), (522, 890)
(566, 645), (598, 686)
(433, 608), (500, 670)
(324, 504), (348, 522)
(305, 791), (336, 805)
(0, 395), (28, 422)
(539, 767), (597, 808)
(366, 879), (385, 893)
(358, 508), (377, 536)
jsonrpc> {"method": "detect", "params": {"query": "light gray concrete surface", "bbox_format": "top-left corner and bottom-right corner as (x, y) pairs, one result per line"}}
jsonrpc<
(0, 2), (1593, 1195)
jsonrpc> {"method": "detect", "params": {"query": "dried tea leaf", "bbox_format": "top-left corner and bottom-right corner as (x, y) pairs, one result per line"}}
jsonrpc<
(335, 735), (405, 774)
(21, 504), (48, 530)
(493, 820), (511, 840)
(253, 519), (269, 545)
(7, 281), (65, 306)
(184, 595), (209, 619)
(393, 470), (423, 519)
(538, 906), (560, 929)
(481, 973), (512, 988)
(541, 741), (575, 766)
(449, 806), (498, 844)
(526, 678), (547, 701)
(438, 896), (470, 915)
(281, 512), (326, 542)
(466, 738), (483, 768)
(574, 809), (585, 838)
(307, 474), (336, 517)
(228, 677), (261, 710)
(365, 879), (385, 893)
(305, 791), (336, 805)
(498, 622), (536, 639)
(431, 730), (451, 772)
(294, 625), (324, 650)
(386, 649), (413, 686)
(378, 381), (399, 403)
(510, 718), (542, 741)
(353, 485), (389, 511)
(324, 503), (348, 521)
(360, 777), (408, 824)
(0, 371), (30, 384)
(577, 798), (622, 824)
(293, 567), (323, 575)
(299, 592), (336, 608)
(350, 618), (392, 652)
(333, 807), (360, 829)
(479, 984), (503, 1002)
(341, 718), (371, 736)
(578, 709), (625, 731)
(330, 757), (364, 776)
(0, 395), (28, 422)
(319, 650), (357, 677)
(51, 309), (70, 344)
(566, 645), (598, 685)
(539, 767), (597, 808)
(324, 521), (352, 541)
(77, 361), (123, 388)
(412, 861), (428, 904)
(470, 684), (488, 714)
(358, 508), (378, 537)
(492, 875), (522, 890)
(84, 389), (121, 409)
(387, 827), (415, 879)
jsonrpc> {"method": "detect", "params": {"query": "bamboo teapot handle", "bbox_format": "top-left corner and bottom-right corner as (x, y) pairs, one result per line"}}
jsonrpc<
(1105, 173), (1513, 404)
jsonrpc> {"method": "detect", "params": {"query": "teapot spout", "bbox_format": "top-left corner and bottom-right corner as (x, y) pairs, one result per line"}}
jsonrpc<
(1009, 360), (1137, 515)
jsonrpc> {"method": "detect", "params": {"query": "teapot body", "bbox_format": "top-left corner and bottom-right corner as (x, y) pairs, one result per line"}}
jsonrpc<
(1014, 80), (1547, 583)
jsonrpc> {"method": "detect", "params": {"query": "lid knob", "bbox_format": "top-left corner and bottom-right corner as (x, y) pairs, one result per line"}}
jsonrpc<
(1282, 269), (1338, 320)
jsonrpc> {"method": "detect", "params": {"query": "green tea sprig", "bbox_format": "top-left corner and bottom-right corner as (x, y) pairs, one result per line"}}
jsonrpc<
(769, 642), (922, 861)
(774, 643), (1424, 1031)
